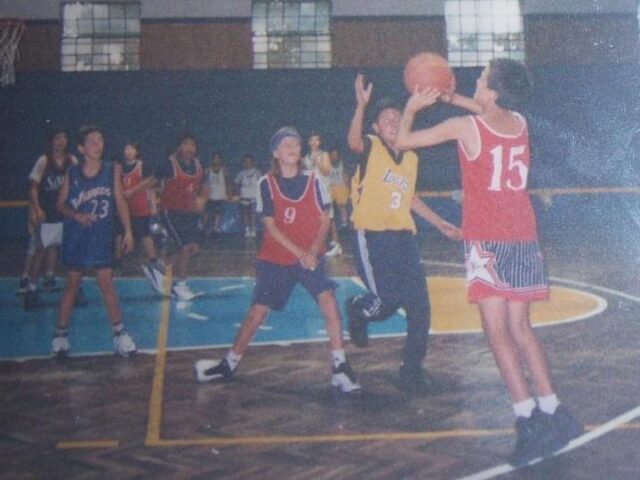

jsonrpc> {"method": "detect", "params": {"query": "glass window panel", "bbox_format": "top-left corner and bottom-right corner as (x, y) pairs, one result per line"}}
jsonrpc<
(93, 4), (108, 18)
(253, 15), (267, 35)
(94, 19), (109, 34)
(460, 15), (477, 32)
(299, 14), (315, 33)
(110, 18), (126, 35)
(460, 0), (476, 16)
(253, 1), (267, 17)
(110, 3), (125, 19)
(125, 2), (139, 17)
(77, 19), (94, 36)
(126, 19), (140, 34)
(300, 2), (316, 17)
(284, 13), (299, 33)
(253, 38), (268, 53)
(315, 15), (329, 33)
(477, 14), (492, 32)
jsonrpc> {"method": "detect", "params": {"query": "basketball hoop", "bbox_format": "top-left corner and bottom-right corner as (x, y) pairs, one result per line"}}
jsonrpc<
(0, 18), (25, 87)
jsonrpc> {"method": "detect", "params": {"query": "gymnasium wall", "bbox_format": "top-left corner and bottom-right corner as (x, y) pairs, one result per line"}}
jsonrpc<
(1, 63), (639, 245)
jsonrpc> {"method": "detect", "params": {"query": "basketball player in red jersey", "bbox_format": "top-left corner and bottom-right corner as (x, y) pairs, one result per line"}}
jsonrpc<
(396, 58), (582, 466)
(119, 142), (165, 294)
(194, 127), (360, 394)
(158, 133), (208, 300)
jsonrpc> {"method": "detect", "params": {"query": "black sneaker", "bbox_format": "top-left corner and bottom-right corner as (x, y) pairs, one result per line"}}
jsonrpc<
(74, 287), (88, 307)
(42, 274), (57, 291)
(508, 408), (549, 467)
(24, 289), (39, 310)
(545, 405), (584, 452)
(194, 358), (233, 383)
(346, 296), (368, 347)
(17, 276), (29, 294)
(398, 364), (432, 394)
(331, 361), (362, 393)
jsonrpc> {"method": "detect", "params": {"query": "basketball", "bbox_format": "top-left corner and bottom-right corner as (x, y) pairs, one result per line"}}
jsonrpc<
(403, 52), (455, 94)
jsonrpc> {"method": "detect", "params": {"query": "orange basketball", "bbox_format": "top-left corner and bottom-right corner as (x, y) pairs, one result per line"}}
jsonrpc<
(403, 52), (455, 94)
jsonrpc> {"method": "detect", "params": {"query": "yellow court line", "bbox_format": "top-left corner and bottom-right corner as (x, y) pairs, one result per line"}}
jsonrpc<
(145, 267), (173, 446)
(56, 440), (119, 449)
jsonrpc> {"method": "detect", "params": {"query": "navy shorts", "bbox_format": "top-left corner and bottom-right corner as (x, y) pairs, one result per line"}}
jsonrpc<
(131, 216), (152, 242)
(252, 258), (337, 311)
(163, 210), (201, 248)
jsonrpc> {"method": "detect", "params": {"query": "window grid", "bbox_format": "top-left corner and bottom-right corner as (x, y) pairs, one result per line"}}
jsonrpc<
(445, 0), (525, 67)
(252, 0), (332, 69)
(61, 1), (140, 72)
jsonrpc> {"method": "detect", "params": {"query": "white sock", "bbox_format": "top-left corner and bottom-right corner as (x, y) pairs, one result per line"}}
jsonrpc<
(226, 350), (242, 371)
(538, 394), (560, 414)
(331, 349), (346, 369)
(27, 282), (37, 292)
(513, 398), (537, 418)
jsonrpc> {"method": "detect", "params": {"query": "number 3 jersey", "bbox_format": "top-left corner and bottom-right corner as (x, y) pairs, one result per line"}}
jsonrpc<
(257, 171), (328, 266)
(458, 113), (537, 241)
(350, 135), (417, 233)
(62, 162), (115, 268)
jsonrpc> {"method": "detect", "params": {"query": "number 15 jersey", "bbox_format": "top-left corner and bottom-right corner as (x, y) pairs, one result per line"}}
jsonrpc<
(458, 113), (537, 241)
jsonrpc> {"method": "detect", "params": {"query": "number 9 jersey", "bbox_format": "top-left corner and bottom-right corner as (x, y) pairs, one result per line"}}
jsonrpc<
(458, 113), (537, 241)
(62, 162), (115, 269)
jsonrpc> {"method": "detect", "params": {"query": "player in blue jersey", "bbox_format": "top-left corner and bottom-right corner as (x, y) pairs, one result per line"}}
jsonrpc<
(53, 126), (137, 357)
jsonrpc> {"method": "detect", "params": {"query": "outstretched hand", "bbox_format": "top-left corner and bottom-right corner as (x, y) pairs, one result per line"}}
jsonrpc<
(405, 87), (442, 114)
(355, 73), (373, 107)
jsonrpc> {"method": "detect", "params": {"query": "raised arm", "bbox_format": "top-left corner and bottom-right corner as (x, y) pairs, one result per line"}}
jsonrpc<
(396, 88), (471, 151)
(347, 74), (373, 154)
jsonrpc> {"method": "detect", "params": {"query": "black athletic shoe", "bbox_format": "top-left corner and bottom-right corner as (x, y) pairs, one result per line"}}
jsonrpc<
(508, 408), (549, 467)
(42, 274), (57, 292)
(346, 296), (368, 347)
(545, 405), (584, 452)
(194, 358), (233, 383)
(17, 276), (28, 294)
(24, 289), (39, 310)
(398, 364), (432, 394)
(74, 287), (88, 307)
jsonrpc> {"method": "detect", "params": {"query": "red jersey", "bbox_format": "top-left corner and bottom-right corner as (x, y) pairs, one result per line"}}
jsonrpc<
(161, 156), (204, 212)
(258, 173), (326, 265)
(458, 113), (537, 241)
(122, 160), (153, 217)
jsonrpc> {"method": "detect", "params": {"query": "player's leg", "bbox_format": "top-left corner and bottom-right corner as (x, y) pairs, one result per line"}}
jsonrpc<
(42, 245), (58, 290)
(508, 300), (583, 453)
(24, 242), (44, 310)
(95, 267), (136, 356)
(52, 269), (83, 356)
(138, 216), (165, 294)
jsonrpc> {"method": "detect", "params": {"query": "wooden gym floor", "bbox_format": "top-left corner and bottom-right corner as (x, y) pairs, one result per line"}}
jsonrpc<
(1, 222), (640, 480)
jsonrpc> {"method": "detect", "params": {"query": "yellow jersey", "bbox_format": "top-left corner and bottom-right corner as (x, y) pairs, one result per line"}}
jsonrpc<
(350, 135), (417, 233)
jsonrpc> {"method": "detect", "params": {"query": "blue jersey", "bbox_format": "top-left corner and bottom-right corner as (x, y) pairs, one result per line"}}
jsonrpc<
(62, 162), (116, 268)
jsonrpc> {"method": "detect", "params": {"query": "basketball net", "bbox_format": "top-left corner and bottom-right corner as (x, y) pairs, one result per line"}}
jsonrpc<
(0, 18), (25, 87)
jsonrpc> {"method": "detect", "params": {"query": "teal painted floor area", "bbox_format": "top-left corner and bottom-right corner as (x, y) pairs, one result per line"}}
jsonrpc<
(0, 277), (410, 360)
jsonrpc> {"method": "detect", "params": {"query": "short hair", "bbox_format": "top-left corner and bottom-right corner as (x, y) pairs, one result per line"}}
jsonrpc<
(178, 132), (197, 145)
(76, 126), (103, 146)
(371, 97), (402, 124)
(487, 58), (533, 110)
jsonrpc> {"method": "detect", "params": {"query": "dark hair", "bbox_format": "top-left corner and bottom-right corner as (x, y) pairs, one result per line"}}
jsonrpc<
(178, 132), (197, 145)
(76, 126), (103, 146)
(243, 153), (254, 162)
(328, 145), (339, 153)
(124, 141), (141, 159)
(371, 97), (402, 123)
(487, 58), (533, 110)
(45, 128), (69, 156)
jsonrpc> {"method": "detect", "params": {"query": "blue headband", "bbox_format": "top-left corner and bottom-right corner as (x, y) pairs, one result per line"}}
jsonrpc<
(270, 127), (301, 152)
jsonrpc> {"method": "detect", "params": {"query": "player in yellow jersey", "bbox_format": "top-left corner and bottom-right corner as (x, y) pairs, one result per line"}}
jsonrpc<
(346, 74), (460, 393)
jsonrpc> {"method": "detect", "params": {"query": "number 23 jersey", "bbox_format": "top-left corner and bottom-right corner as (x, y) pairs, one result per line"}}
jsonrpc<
(458, 113), (537, 241)
(63, 162), (115, 267)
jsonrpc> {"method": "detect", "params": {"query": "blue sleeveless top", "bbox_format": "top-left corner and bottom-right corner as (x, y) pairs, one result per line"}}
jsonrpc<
(62, 161), (115, 268)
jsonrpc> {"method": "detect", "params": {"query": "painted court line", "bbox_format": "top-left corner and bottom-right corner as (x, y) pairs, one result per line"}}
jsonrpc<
(56, 440), (119, 449)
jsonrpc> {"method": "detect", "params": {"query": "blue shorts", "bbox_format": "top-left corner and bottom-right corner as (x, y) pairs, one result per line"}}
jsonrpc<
(252, 258), (337, 311)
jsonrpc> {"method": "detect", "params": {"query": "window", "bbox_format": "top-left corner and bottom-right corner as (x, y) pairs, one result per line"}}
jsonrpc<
(61, 1), (140, 72)
(445, 0), (525, 67)
(252, 0), (332, 69)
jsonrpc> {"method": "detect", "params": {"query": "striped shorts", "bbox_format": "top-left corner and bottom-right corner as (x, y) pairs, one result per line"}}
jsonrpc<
(463, 240), (549, 303)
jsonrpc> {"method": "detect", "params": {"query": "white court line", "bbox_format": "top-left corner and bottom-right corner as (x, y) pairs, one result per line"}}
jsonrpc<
(217, 284), (247, 292)
(456, 405), (640, 480)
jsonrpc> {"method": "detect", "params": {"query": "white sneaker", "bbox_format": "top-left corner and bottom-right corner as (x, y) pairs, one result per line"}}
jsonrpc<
(52, 335), (70, 356)
(171, 281), (196, 301)
(113, 331), (136, 357)
(142, 264), (165, 294)
(325, 242), (342, 257)
(331, 361), (361, 393)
